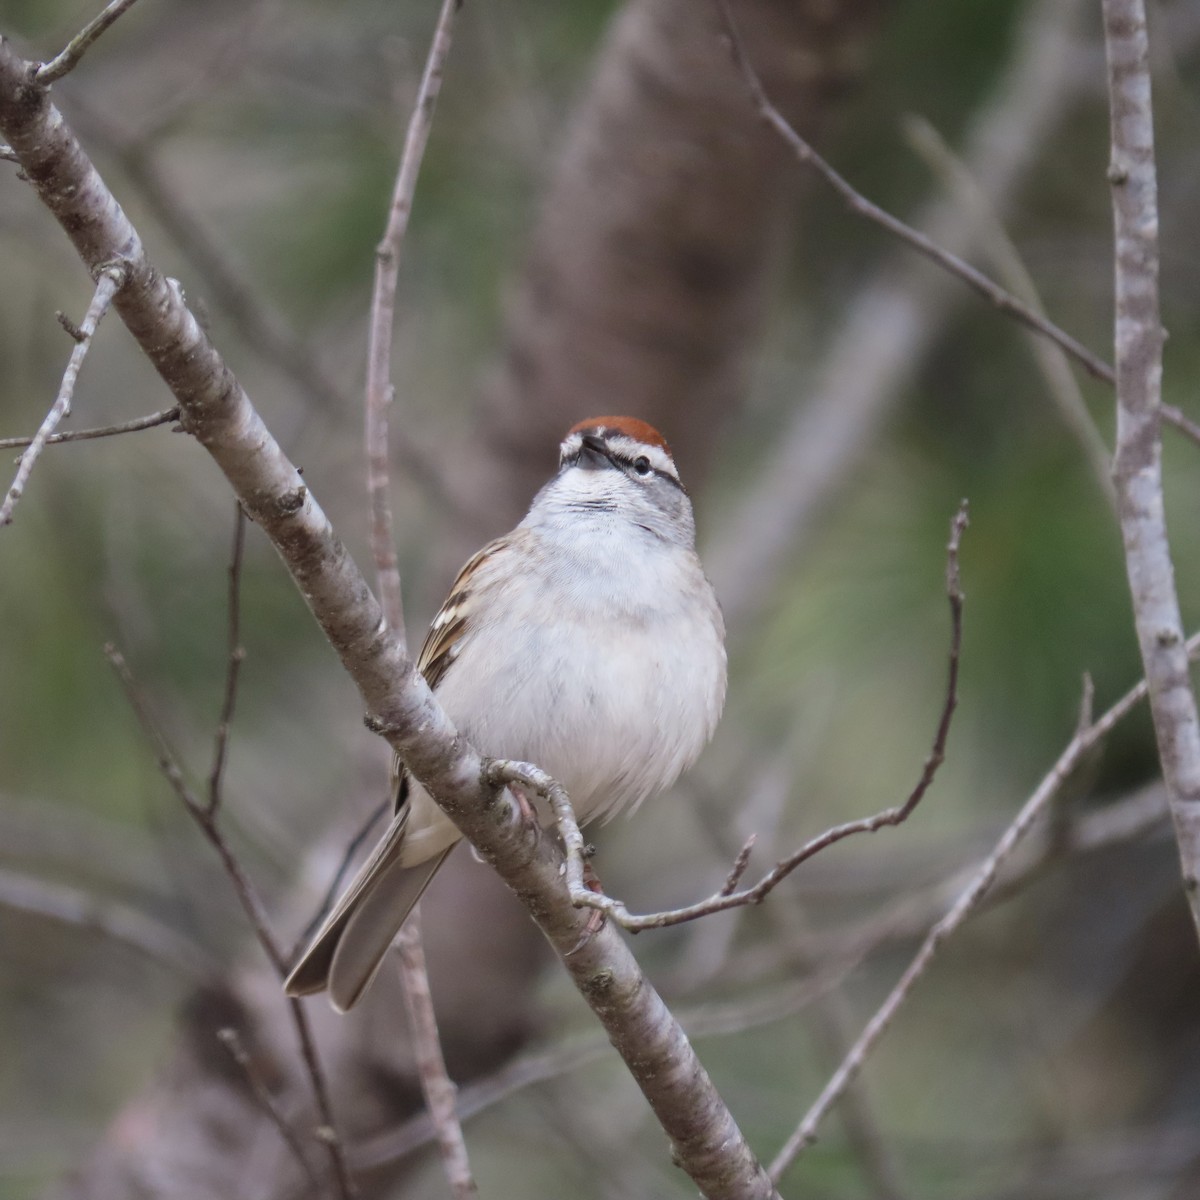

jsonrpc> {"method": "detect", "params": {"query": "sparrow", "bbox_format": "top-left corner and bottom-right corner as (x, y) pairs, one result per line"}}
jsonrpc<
(286, 416), (726, 1010)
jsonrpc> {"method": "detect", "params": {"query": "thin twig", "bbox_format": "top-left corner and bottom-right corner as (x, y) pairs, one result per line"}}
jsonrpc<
(395, 926), (478, 1198)
(712, 0), (1115, 387)
(36, 0), (144, 83)
(1162, 404), (1200, 450)
(354, 971), (842, 1171)
(767, 638), (1200, 1181)
(1103, 0), (1200, 941)
(362, 4), (473, 1194)
(1, 265), (124, 526)
(208, 505), (247, 817)
(902, 114), (1116, 509)
(103, 644), (358, 1200)
(0, 407), (179, 451)
(216, 1027), (321, 1190)
(366, 0), (461, 648)
(507, 501), (969, 933)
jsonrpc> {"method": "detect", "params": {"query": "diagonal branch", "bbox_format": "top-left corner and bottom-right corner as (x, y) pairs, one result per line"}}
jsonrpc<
(768, 637), (1200, 1181)
(1, 264), (124, 526)
(0, 36), (777, 1200)
(713, 0), (1115, 386)
(216, 1027), (321, 1190)
(1103, 0), (1200, 940)
(103, 645), (358, 1200)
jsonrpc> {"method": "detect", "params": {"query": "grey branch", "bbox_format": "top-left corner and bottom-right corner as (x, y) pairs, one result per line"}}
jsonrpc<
(0, 38), (777, 1200)
(35, 0), (144, 83)
(366, 0), (461, 647)
(0, 406), (179, 450)
(1, 264), (124, 527)
(364, 4), (474, 1192)
(102, 645), (358, 1200)
(207, 506), (246, 818)
(713, 0), (1114, 387)
(768, 638), (1200, 1181)
(1103, 0), (1200, 939)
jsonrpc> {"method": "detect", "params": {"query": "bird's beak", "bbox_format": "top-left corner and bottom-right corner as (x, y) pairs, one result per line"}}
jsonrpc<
(577, 434), (613, 471)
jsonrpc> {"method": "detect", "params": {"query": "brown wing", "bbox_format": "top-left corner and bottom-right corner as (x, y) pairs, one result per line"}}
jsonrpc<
(391, 536), (513, 814)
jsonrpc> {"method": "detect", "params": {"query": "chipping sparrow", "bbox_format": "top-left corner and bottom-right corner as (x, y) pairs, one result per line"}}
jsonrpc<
(285, 416), (727, 1010)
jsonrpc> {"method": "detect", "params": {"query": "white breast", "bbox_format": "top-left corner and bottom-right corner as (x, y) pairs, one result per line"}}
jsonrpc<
(397, 522), (726, 866)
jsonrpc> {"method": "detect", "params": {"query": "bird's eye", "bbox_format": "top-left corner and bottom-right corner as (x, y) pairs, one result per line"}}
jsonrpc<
(633, 456), (651, 476)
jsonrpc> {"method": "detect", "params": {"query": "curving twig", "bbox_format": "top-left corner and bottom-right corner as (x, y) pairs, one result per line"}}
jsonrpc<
(514, 501), (968, 933)
(1, 265), (124, 526)
(35, 0), (143, 83)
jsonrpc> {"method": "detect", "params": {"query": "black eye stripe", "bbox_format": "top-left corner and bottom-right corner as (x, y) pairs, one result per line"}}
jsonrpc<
(562, 441), (684, 490)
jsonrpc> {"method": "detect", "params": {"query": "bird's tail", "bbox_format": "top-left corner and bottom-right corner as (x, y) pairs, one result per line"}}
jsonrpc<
(285, 815), (453, 1011)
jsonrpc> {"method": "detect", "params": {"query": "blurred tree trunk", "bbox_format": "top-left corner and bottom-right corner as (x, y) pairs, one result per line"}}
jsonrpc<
(52, 1), (883, 1196)
(456, 0), (884, 537)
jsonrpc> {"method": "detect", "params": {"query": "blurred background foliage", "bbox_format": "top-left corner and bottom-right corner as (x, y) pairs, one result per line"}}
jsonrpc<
(2, 0), (1200, 1197)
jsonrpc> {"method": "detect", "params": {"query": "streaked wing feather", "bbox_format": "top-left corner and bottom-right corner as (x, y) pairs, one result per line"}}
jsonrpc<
(391, 535), (512, 815)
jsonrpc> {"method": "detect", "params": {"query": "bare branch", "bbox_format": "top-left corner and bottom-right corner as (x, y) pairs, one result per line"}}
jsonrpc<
(1162, 404), (1200, 450)
(35, 0), (143, 83)
(102, 644), (359, 1200)
(216, 1027), (321, 1190)
(395, 926), (478, 1198)
(207, 505), (247, 818)
(768, 645), (1197, 1180)
(902, 114), (1116, 509)
(522, 500), (968, 933)
(1, 264), (123, 527)
(712, 0), (1114, 385)
(0, 40), (777, 1198)
(363, 6), (474, 1191)
(1103, 0), (1200, 939)
(69, 107), (467, 519)
(0, 406), (179, 450)
(367, 0), (461, 647)
(708, 0), (1095, 633)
